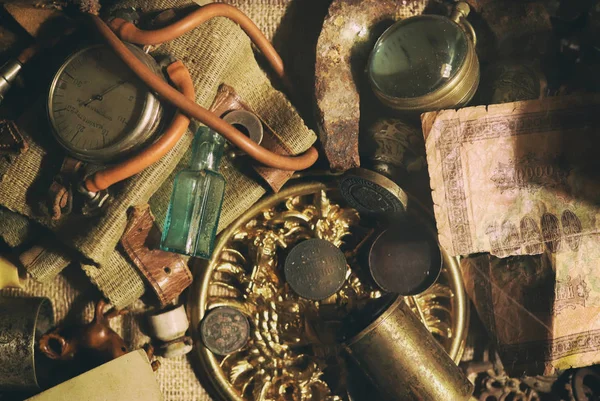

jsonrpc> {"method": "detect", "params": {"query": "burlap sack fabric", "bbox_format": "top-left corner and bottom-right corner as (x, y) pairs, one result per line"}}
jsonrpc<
(0, 0), (314, 308)
(0, 1), (302, 399)
(0, 1), (443, 400)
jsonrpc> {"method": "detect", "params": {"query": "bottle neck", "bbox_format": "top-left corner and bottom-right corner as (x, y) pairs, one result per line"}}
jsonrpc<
(190, 127), (226, 171)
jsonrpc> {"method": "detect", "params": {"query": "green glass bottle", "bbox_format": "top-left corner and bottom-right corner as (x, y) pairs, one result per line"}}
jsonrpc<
(161, 126), (226, 259)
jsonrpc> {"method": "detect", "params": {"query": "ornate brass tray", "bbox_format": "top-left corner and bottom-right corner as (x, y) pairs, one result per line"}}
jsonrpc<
(188, 180), (468, 401)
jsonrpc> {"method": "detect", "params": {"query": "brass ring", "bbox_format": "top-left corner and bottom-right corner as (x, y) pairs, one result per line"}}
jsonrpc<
(188, 179), (468, 401)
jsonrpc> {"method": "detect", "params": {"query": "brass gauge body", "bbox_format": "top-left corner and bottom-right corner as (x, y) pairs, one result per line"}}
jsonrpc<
(367, 2), (479, 114)
(47, 44), (164, 164)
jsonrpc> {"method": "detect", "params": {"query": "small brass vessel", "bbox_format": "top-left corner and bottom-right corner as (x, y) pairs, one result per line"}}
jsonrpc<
(367, 2), (479, 114)
(344, 297), (473, 401)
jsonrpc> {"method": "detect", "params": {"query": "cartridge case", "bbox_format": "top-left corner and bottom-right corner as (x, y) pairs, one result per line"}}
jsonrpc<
(344, 297), (473, 401)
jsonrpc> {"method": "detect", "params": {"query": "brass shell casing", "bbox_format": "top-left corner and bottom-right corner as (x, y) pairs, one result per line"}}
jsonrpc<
(344, 297), (474, 401)
(369, 12), (480, 114)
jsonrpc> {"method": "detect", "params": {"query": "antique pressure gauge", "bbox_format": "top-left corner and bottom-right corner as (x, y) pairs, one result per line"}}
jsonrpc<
(367, 2), (479, 113)
(47, 44), (164, 163)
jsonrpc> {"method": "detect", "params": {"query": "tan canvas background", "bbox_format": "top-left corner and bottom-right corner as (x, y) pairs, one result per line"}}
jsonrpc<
(0, 0), (316, 308)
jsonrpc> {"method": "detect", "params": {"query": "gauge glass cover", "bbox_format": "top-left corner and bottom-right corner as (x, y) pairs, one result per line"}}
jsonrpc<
(48, 45), (162, 163)
(368, 15), (469, 99)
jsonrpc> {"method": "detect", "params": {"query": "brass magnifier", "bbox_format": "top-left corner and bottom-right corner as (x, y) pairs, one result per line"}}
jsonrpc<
(367, 2), (479, 114)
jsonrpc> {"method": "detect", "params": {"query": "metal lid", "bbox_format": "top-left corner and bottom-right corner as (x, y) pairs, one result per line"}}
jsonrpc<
(338, 168), (408, 214)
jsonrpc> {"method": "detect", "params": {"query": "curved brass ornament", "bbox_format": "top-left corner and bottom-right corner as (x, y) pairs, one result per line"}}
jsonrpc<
(367, 1), (480, 114)
(188, 180), (468, 401)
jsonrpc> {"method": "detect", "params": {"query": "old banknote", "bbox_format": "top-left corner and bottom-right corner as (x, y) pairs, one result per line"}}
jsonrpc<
(422, 95), (600, 258)
(462, 250), (600, 375)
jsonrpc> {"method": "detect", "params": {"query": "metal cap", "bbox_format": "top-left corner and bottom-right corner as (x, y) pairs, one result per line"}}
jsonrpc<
(338, 168), (408, 214)
(368, 228), (442, 295)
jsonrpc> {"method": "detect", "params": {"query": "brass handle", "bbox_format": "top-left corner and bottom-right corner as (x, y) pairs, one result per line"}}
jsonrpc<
(450, 1), (477, 47)
(460, 18), (477, 47)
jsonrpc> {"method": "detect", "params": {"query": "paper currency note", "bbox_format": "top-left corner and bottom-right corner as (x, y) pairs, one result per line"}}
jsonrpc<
(462, 250), (600, 376)
(422, 95), (600, 258)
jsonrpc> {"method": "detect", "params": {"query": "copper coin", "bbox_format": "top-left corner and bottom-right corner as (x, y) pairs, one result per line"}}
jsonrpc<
(200, 307), (250, 356)
(339, 168), (408, 214)
(368, 228), (442, 295)
(284, 239), (347, 300)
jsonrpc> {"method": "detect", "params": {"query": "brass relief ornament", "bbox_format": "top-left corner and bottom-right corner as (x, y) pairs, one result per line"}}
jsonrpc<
(188, 181), (468, 401)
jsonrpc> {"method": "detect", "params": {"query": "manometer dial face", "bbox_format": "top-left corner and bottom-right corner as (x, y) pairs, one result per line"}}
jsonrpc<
(48, 45), (163, 163)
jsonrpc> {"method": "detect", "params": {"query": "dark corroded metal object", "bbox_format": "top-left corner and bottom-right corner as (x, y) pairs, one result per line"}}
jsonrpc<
(200, 307), (250, 356)
(315, 0), (413, 171)
(338, 168), (408, 214)
(570, 367), (600, 401)
(476, 1), (553, 62)
(477, 61), (545, 105)
(362, 118), (426, 179)
(368, 228), (442, 295)
(344, 296), (473, 401)
(0, 296), (54, 391)
(284, 238), (348, 300)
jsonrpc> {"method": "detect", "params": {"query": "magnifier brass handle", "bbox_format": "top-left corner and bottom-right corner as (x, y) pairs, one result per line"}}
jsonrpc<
(451, 1), (477, 47)
(460, 19), (477, 47)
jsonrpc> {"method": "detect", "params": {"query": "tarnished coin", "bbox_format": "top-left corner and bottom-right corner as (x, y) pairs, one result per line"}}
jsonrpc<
(368, 227), (442, 295)
(339, 168), (408, 214)
(200, 307), (250, 356)
(284, 239), (347, 300)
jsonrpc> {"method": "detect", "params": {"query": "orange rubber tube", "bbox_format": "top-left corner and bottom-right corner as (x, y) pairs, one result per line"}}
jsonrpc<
(84, 60), (195, 193)
(108, 3), (285, 83)
(90, 14), (318, 172)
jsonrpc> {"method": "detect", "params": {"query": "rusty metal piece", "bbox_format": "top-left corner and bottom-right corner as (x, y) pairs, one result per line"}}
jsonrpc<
(47, 157), (83, 220)
(478, 373), (541, 401)
(315, 0), (407, 172)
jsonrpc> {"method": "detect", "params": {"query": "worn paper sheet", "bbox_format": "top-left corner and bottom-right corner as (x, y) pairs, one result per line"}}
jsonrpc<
(424, 95), (600, 375)
(462, 251), (600, 376)
(423, 95), (600, 258)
